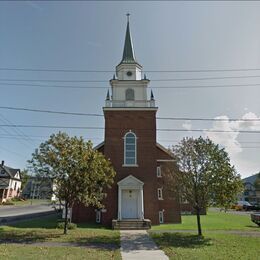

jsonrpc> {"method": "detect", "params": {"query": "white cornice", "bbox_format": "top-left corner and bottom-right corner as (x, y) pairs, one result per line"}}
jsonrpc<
(103, 107), (158, 111)
(156, 142), (174, 158)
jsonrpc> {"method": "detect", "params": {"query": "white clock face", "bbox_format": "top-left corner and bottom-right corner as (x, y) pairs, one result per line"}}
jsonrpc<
(126, 71), (132, 77)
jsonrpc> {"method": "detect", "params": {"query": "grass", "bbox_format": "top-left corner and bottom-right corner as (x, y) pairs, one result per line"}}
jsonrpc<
(152, 210), (260, 231)
(0, 215), (121, 260)
(11, 199), (50, 206)
(151, 209), (260, 259)
(151, 232), (260, 260)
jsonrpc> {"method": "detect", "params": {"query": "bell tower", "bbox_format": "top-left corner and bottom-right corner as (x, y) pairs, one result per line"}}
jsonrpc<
(102, 14), (160, 225)
(105, 14), (155, 108)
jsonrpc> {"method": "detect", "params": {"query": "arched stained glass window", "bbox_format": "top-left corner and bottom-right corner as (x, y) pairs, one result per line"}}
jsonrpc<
(126, 88), (135, 101)
(124, 132), (137, 165)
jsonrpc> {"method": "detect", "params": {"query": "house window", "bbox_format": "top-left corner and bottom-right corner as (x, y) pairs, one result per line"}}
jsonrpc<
(159, 211), (164, 224)
(158, 188), (163, 200)
(126, 88), (135, 101)
(14, 182), (17, 191)
(124, 132), (137, 165)
(180, 194), (189, 204)
(157, 166), (162, 177)
(96, 211), (101, 223)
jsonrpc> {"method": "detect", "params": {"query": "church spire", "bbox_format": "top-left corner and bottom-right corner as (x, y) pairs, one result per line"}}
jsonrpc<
(120, 13), (136, 64)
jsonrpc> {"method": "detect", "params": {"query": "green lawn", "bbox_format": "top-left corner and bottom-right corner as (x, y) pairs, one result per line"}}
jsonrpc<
(152, 210), (259, 231)
(151, 232), (260, 260)
(151, 210), (260, 259)
(0, 215), (121, 260)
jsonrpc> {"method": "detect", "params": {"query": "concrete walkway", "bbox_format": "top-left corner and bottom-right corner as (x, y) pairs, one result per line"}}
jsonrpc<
(120, 230), (169, 260)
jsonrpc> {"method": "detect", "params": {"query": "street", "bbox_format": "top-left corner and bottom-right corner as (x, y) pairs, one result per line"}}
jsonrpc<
(0, 204), (56, 224)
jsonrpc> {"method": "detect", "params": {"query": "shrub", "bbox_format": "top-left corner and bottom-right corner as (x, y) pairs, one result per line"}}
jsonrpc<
(11, 197), (25, 202)
(57, 222), (77, 230)
(1, 200), (15, 205)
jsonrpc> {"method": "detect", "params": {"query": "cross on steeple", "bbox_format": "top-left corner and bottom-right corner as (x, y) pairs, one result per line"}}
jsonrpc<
(126, 13), (130, 23)
(120, 13), (136, 64)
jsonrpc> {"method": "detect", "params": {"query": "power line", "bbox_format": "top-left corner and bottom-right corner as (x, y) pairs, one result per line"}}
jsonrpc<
(2, 74), (260, 83)
(0, 106), (104, 117)
(1, 133), (259, 143)
(0, 83), (105, 89)
(0, 106), (259, 122)
(2, 67), (260, 73)
(240, 147), (260, 148)
(1, 82), (260, 90)
(0, 144), (28, 158)
(0, 114), (35, 148)
(2, 135), (260, 150)
(0, 124), (259, 133)
(157, 116), (260, 122)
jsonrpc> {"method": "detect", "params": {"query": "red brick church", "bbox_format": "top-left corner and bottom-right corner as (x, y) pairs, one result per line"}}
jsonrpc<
(73, 17), (181, 227)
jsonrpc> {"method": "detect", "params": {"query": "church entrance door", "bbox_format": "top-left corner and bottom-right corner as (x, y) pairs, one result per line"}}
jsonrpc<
(121, 189), (138, 219)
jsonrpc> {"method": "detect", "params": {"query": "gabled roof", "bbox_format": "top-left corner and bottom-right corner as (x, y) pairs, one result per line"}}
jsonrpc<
(0, 164), (21, 180)
(243, 173), (259, 184)
(156, 142), (174, 159)
(94, 141), (174, 160)
(117, 174), (144, 187)
(94, 141), (104, 151)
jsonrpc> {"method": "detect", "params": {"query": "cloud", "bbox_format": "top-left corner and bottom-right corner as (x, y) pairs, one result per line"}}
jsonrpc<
(182, 120), (192, 131)
(204, 112), (260, 177)
(204, 112), (260, 154)
(204, 115), (242, 154)
(25, 2), (44, 11)
(234, 112), (260, 131)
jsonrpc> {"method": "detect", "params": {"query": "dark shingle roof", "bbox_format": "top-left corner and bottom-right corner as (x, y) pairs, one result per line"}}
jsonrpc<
(0, 164), (20, 179)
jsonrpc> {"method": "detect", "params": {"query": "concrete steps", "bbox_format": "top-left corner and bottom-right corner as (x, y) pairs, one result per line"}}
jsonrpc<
(112, 219), (151, 230)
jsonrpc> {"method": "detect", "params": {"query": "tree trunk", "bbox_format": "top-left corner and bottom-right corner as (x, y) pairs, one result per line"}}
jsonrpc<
(196, 207), (202, 236)
(64, 201), (68, 235)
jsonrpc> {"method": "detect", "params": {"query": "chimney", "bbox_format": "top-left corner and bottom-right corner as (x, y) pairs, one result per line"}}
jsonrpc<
(1, 160), (4, 166)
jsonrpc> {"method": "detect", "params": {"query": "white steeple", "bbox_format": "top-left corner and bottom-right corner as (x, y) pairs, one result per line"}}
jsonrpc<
(105, 15), (155, 108)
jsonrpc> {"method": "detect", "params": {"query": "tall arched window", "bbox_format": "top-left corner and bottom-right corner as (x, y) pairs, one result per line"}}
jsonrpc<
(125, 88), (135, 101)
(124, 131), (137, 165)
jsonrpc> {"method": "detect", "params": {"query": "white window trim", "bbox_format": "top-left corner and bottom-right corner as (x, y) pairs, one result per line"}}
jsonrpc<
(158, 188), (163, 200)
(157, 166), (162, 177)
(159, 211), (164, 224)
(96, 211), (101, 223)
(123, 131), (137, 166)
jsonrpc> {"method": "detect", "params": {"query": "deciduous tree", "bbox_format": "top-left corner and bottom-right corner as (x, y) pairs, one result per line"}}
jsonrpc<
(28, 132), (115, 234)
(164, 136), (243, 236)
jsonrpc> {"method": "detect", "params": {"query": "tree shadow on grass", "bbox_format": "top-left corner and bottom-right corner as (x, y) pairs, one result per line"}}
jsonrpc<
(7, 214), (59, 229)
(76, 222), (111, 230)
(245, 225), (260, 229)
(0, 228), (120, 250)
(0, 228), (61, 244)
(151, 232), (212, 249)
(65, 235), (120, 249)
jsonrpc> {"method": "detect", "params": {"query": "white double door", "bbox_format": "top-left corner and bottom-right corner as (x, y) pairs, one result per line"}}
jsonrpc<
(121, 189), (139, 219)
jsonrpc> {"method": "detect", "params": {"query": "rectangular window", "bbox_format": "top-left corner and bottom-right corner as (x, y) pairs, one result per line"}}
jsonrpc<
(180, 194), (189, 204)
(158, 188), (163, 200)
(157, 166), (162, 177)
(96, 211), (101, 223)
(159, 211), (164, 224)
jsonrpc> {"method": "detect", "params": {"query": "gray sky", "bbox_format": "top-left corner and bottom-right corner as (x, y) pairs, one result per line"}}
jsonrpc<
(0, 1), (260, 178)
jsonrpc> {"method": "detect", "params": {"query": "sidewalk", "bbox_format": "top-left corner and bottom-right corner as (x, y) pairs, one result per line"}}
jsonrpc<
(120, 230), (169, 260)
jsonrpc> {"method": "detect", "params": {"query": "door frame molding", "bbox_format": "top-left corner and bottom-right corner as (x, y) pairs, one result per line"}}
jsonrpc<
(117, 175), (144, 220)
